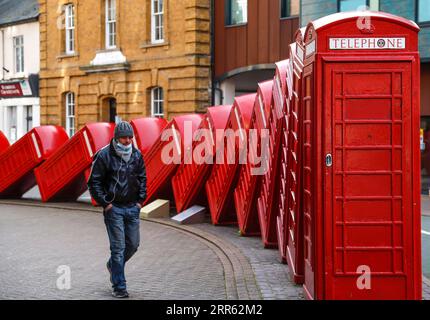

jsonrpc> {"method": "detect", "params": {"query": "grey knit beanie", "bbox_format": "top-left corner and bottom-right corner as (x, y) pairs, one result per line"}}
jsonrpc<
(114, 121), (134, 139)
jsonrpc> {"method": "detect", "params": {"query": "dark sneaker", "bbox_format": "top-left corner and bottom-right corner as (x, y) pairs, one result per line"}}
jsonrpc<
(106, 261), (113, 284)
(112, 290), (129, 299)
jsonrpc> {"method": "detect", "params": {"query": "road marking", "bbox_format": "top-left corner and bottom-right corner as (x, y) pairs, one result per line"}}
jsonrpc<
(423, 230), (430, 236)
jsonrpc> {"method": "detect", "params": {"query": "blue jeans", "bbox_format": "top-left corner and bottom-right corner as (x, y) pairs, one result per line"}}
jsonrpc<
(104, 204), (140, 291)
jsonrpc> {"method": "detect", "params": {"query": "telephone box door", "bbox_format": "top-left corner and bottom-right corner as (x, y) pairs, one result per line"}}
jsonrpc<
(323, 60), (415, 299)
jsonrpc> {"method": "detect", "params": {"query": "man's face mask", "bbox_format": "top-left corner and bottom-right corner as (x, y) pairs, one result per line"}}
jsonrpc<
(116, 141), (133, 151)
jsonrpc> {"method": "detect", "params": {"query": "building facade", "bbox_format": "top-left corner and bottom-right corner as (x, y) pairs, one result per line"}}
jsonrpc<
(39, 0), (211, 136)
(300, 0), (430, 191)
(0, 0), (40, 143)
(213, 0), (300, 105)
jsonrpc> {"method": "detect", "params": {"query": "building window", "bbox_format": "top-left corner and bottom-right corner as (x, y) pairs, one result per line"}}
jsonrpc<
(151, 0), (164, 43)
(225, 0), (248, 26)
(65, 92), (76, 137)
(151, 87), (164, 118)
(13, 36), (24, 74)
(24, 105), (33, 133)
(106, 0), (117, 49)
(7, 106), (17, 142)
(338, 0), (379, 12)
(418, 0), (430, 23)
(280, 0), (299, 18)
(65, 4), (75, 54)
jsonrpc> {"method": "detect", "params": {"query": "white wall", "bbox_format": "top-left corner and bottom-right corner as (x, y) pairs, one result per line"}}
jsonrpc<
(0, 21), (39, 80)
(0, 21), (40, 143)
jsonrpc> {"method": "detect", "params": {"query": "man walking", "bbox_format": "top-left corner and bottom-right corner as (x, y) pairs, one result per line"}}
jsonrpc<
(88, 121), (147, 298)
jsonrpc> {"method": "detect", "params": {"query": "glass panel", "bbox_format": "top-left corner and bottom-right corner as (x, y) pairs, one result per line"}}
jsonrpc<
(152, 87), (164, 118)
(369, 0), (379, 11)
(14, 36), (24, 73)
(419, 0), (430, 22)
(227, 0), (247, 25)
(25, 106), (33, 132)
(339, 0), (367, 12)
(281, 0), (299, 18)
(422, 117), (430, 193)
(152, 0), (164, 42)
(8, 106), (17, 142)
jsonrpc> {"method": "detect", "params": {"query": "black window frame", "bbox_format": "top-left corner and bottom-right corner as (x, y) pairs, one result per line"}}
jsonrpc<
(416, 0), (430, 26)
(280, 0), (299, 19)
(225, 0), (248, 27)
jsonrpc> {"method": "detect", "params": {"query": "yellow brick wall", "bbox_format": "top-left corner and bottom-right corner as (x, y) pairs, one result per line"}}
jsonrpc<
(39, 0), (211, 130)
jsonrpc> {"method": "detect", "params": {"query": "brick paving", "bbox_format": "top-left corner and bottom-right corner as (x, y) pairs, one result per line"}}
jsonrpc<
(190, 222), (305, 300)
(0, 198), (428, 300)
(0, 203), (226, 300)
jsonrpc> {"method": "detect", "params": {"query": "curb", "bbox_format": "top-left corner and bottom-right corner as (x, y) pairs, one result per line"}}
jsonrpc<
(0, 199), (261, 300)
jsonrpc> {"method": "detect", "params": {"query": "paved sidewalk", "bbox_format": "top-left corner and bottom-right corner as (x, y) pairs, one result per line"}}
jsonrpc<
(0, 203), (226, 300)
(0, 199), (428, 300)
(422, 195), (430, 216)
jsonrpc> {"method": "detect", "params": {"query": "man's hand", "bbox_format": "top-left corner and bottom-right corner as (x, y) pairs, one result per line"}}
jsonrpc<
(105, 204), (113, 212)
(136, 203), (142, 209)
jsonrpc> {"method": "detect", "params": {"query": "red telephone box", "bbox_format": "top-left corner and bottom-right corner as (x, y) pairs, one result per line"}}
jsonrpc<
(131, 117), (169, 155)
(206, 93), (255, 225)
(277, 58), (293, 263)
(172, 105), (232, 213)
(0, 126), (69, 198)
(257, 69), (289, 248)
(144, 114), (203, 205)
(234, 80), (273, 236)
(0, 131), (9, 154)
(283, 30), (307, 284)
(301, 11), (421, 300)
(34, 123), (115, 202)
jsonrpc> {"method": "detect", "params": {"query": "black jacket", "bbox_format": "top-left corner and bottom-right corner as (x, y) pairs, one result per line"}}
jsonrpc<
(87, 139), (147, 208)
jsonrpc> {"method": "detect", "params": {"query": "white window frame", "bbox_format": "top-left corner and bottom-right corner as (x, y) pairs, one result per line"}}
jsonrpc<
(13, 36), (24, 74)
(151, 87), (164, 118)
(105, 0), (117, 49)
(65, 92), (76, 137)
(65, 4), (75, 54)
(151, 0), (164, 44)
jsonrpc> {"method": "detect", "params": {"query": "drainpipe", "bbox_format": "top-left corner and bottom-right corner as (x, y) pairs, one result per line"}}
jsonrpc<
(210, 0), (215, 106)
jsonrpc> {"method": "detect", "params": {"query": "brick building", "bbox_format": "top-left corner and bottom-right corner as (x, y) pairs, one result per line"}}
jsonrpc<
(39, 0), (211, 136)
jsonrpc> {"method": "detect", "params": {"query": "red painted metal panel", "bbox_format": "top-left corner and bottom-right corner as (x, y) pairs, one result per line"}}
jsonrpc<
(144, 114), (204, 205)
(0, 126), (69, 198)
(301, 12), (421, 300)
(284, 31), (306, 284)
(234, 81), (273, 236)
(276, 58), (293, 263)
(0, 131), (9, 154)
(256, 63), (290, 248)
(34, 123), (115, 202)
(172, 106), (232, 213)
(131, 118), (168, 155)
(206, 94), (255, 225)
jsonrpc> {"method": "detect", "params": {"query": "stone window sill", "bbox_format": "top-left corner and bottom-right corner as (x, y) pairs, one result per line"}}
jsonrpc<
(140, 41), (170, 51)
(57, 52), (79, 60)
